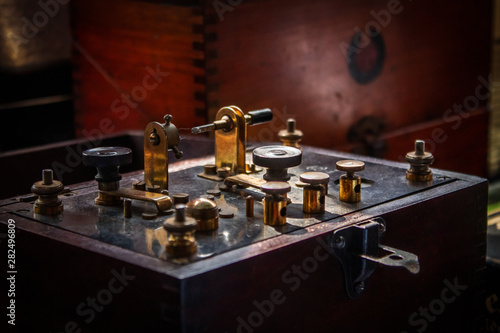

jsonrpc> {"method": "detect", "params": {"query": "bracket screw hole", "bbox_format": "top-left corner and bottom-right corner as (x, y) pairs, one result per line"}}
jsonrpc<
(334, 236), (345, 249)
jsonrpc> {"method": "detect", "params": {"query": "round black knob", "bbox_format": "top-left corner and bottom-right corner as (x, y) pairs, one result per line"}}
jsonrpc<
(82, 147), (132, 183)
(252, 145), (302, 181)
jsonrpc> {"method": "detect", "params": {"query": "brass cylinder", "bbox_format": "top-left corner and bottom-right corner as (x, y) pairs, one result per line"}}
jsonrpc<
(339, 175), (361, 203)
(123, 198), (132, 218)
(263, 195), (287, 226)
(303, 184), (326, 214)
(246, 196), (254, 217)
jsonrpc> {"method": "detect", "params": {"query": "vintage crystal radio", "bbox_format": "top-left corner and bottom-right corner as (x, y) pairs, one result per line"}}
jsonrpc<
(0, 107), (487, 332)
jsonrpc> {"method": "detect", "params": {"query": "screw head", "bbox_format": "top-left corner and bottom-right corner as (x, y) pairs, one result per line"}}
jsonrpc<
(355, 281), (365, 294)
(336, 160), (365, 173)
(149, 132), (160, 145)
(260, 181), (291, 195)
(334, 235), (345, 249)
(299, 171), (330, 185)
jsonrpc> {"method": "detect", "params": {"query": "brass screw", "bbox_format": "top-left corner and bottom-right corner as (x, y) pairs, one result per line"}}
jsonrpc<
(149, 131), (160, 145)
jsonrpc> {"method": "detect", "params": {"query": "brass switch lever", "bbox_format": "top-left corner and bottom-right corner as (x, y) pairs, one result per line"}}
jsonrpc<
(83, 147), (172, 212)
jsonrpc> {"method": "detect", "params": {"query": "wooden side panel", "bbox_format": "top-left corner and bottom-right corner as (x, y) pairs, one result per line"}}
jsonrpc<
(204, 0), (491, 174)
(71, 0), (206, 137)
(182, 181), (488, 332)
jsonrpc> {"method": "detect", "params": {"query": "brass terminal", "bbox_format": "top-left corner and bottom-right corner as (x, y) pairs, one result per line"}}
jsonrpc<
(300, 172), (329, 214)
(278, 118), (303, 149)
(405, 140), (434, 182)
(261, 181), (291, 226)
(336, 160), (365, 203)
(186, 198), (219, 231)
(31, 169), (64, 215)
(163, 204), (198, 259)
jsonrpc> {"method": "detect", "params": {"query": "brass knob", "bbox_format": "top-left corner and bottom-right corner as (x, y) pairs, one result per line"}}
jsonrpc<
(300, 172), (329, 214)
(163, 204), (198, 259)
(186, 198), (219, 231)
(261, 181), (291, 226)
(336, 160), (365, 203)
(405, 140), (434, 182)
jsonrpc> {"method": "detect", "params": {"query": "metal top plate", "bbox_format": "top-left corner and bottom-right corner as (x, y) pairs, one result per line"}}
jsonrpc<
(12, 147), (454, 264)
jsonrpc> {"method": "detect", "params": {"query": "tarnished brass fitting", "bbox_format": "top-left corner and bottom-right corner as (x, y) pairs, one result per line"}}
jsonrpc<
(261, 181), (291, 226)
(405, 140), (434, 182)
(186, 198), (219, 231)
(278, 118), (303, 149)
(246, 196), (254, 217)
(336, 160), (365, 203)
(31, 169), (64, 215)
(163, 204), (197, 259)
(172, 193), (190, 205)
(300, 172), (329, 214)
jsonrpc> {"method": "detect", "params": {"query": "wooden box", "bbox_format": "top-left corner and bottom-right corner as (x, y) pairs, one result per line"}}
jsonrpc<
(0, 134), (488, 332)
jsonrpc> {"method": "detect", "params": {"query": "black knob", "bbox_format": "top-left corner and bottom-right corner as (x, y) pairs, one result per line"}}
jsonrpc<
(252, 145), (302, 181)
(247, 109), (273, 125)
(83, 147), (132, 183)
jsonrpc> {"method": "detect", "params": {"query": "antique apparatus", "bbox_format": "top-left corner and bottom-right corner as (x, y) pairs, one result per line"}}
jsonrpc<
(0, 108), (488, 333)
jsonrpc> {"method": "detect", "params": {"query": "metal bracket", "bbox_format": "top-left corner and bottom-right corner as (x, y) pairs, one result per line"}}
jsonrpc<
(144, 115), (183, 191)
(331, 217), (420, 299)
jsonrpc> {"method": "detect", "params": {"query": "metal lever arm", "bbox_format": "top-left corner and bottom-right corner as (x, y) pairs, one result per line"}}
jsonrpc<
(100, 188), (172, 212)
(191, 108), (273, 134)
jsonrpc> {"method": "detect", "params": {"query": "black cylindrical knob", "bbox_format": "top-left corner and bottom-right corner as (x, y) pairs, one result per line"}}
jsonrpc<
(82, 147), (132, 183)
(247, 109), (273, 125)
